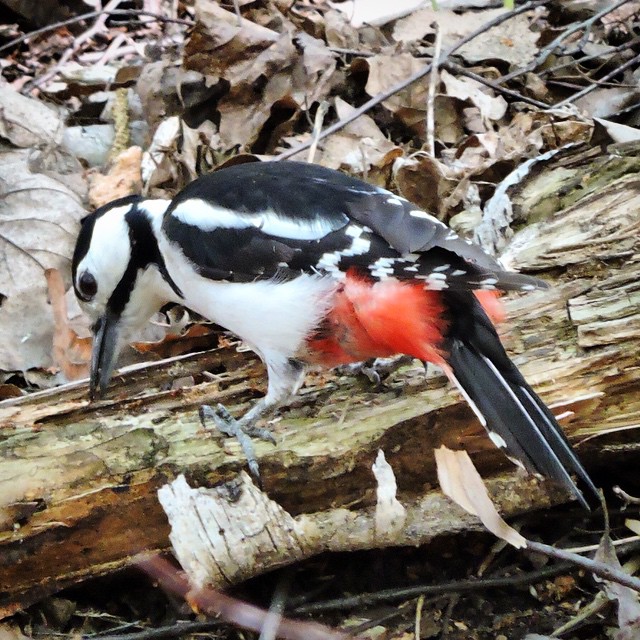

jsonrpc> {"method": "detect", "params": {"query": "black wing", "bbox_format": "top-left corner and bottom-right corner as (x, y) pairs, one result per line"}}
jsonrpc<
(162, 161), (542, 290)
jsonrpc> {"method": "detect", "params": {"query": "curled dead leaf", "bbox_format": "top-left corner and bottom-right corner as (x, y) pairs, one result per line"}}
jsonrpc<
(435, 446), (526, 549)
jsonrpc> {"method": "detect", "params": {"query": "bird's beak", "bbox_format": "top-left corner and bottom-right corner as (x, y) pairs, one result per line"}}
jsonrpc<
(89, 312), (121, 400)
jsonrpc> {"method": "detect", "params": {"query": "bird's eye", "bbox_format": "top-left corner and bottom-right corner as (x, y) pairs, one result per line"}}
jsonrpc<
(77, 271), (97, 301)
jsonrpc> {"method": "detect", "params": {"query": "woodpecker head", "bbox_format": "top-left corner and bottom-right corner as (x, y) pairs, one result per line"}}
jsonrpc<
(72, 196), (178, 399)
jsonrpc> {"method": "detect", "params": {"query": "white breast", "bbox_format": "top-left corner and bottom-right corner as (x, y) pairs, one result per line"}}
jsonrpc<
(157, 231), (338, 359)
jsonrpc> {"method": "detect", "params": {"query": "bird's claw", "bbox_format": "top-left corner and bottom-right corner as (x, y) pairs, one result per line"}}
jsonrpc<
(340, 356), (415, 388)
(199, 403), (276, 481)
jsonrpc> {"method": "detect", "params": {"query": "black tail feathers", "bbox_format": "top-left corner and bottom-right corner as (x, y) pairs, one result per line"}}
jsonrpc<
(446, 335), (598, 510)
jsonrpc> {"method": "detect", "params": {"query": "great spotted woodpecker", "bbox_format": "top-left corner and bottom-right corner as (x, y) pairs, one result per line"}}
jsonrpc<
(72, 161), (596, 507)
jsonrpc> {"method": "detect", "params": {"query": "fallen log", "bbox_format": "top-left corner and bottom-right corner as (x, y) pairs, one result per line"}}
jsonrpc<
(1, 143), (639, 616)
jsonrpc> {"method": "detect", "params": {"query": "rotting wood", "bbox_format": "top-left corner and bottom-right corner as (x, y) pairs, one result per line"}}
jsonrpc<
(1, 144), (639, 617)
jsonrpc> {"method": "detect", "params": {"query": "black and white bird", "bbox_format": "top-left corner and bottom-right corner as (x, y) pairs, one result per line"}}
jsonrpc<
(72, 161), (596, 507)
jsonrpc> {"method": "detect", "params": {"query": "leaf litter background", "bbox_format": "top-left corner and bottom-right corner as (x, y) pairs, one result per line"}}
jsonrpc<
(1, 0), (640, 638)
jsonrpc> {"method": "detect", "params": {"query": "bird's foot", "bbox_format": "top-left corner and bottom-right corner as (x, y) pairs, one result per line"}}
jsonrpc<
(199, 403), (276, 480)
(340, 356), (415, 388)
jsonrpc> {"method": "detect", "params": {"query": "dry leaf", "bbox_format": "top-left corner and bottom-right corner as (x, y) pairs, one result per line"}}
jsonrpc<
(435, 446), (526, 548)
(575, 85), (638, 119)
(441, 69), (507, 126)
(317, 97), (401, 172)
(394, 154), (458, 217)
(626, 519), (640, 535)
(0, 285), (57, 373)
(329, 0), (425, 28)
(45, 268), (91, 381)
(0, 384), (22, 400)
(185, 0), (279, 78)
(323, 9), (360, 50)
(393, 2), (504, 49)
(132, 324), (219, 359)
(365, 53), (427, 135)
(0, 87), (64, 147)
(0, 150), (85, 298)
(0, 623), (31, 640)
(593, 118), (640, 144)
(456, 11), (540, 65)
(594, 533), (640, 639)
(185, 3), (336, 152)
(141, 116), (183, 189)
(88, 146), (143, 208)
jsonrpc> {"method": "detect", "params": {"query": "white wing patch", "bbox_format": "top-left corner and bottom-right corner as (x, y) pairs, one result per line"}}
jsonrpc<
(316, 224), (373, 277)
(171, 198), (348, 240)
(317, 251), (343, 277)
(370, 256), (397, 280)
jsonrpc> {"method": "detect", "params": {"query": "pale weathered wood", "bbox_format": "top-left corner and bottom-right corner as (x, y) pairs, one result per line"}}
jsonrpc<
(1, 143), (639, 616)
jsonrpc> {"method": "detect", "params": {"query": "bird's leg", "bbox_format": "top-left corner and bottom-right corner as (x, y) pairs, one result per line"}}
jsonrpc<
(199, 357), (306, 478)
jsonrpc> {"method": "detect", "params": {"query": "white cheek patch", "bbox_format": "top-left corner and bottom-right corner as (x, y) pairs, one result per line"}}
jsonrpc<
(76, 206), (132, 309)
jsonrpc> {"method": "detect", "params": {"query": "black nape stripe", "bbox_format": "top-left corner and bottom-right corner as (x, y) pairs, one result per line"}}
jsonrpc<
(106, 206), (183, 316)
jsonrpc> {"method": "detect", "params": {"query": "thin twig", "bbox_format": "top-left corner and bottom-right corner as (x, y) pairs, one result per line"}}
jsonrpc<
(439, 594), (458, 640)
(291, 562), (577, 614)
(614, 486), (640, 507)
(441, 61), (549, 109)
(83, 620), (222, 640)
(275, 0), (547, 162)
(0, 9), (193, 55)
(415, 595), (425, 640)
(538, 37), (640, 78)
(425, 21), (442, 158)
(292, 536), (640, 615)
(259, 570), (293, 640)
(526, 539), (640, 593)
(26, 0), (126, 91)
(563, 534), (640, 555)
(497, 0), (635, 84)
(307, 101), (330, 164)
(555, 51), (640, 107)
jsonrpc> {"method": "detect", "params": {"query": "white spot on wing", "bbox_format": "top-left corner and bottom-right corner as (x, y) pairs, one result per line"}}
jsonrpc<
(370, 256), (397, 280)
(433, 264), (450, 272)
(316, 224), (373, 272)
(387, 196), (403, 206)
(415, 274), (448, 290)
(317, 251), (341, 273)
